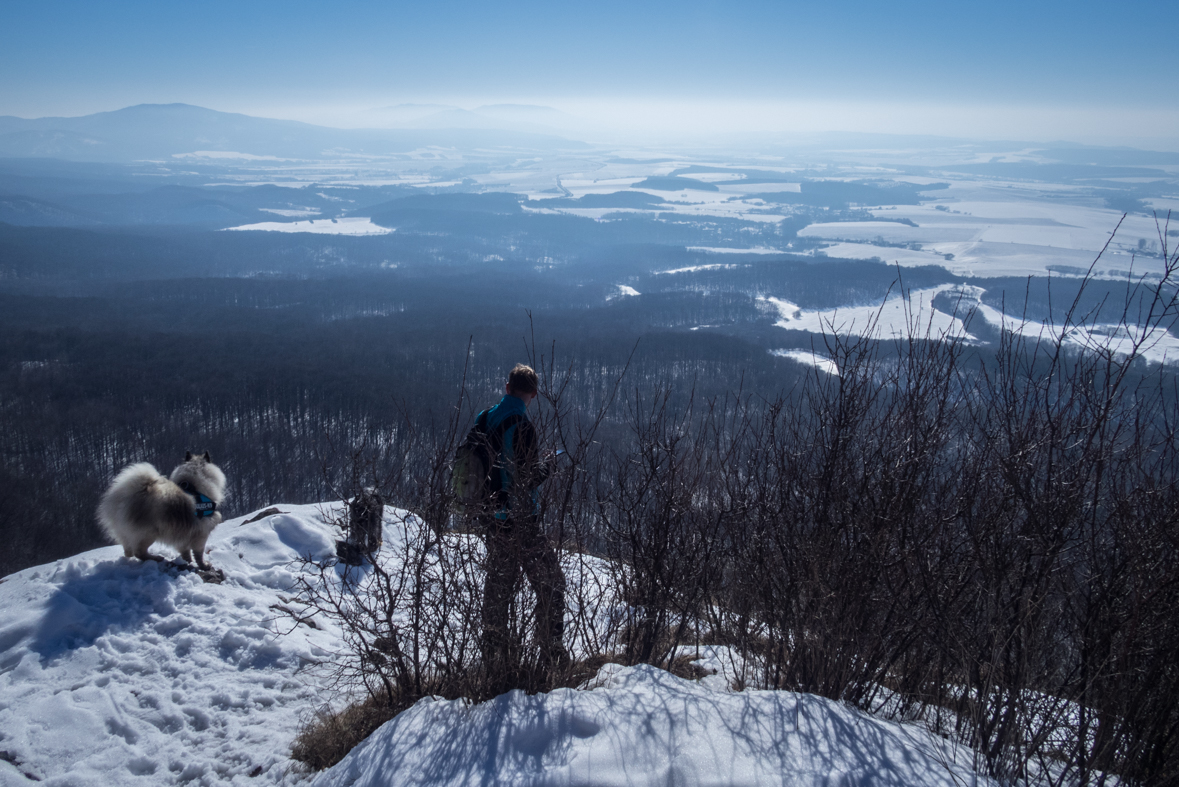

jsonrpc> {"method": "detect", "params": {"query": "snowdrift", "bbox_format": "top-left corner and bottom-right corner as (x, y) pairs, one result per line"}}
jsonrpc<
(0, 505), (990, 786)
(312, 662), (985, 787)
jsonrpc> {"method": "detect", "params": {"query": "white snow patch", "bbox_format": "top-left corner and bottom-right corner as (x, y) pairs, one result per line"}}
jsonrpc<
(655, 263), (745, 275)
(761, 286), (977, 342)
(771, 349), (841, 375)
(674, 172), (745, 182)
(259, 208), (321, 218)
(1144, 197), (1179, 213)
(685, 246), (786, 254)
(814, 242), (950, 268)
(224, 217), (393, 235)
(172, 151), (289, 161)
(972, 304), (1179, 365)
(614, 284), (640, 297)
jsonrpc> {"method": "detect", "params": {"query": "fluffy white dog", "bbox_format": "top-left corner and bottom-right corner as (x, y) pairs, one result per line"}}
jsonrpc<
(97, 452), (226, 570)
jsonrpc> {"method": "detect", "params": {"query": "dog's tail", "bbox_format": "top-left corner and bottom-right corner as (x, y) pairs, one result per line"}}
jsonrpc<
(96, 462), (166, 543)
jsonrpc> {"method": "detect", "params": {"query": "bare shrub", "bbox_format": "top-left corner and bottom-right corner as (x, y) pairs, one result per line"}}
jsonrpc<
(288, 219), (1179, 783)
(290, 695), (397, 772)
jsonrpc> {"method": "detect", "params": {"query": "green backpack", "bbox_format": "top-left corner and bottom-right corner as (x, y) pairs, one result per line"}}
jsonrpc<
(451, 410), (523, 516)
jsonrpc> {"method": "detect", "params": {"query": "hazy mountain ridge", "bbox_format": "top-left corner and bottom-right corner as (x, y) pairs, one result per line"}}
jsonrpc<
(0, 104), (590, 163)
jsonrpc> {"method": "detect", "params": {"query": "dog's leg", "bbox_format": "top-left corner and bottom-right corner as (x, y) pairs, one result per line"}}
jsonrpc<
(132, 539), (163, 563)
(190, 533), (212, 570)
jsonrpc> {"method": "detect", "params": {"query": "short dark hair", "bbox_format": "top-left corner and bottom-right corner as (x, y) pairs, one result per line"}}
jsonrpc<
(507, 363), (538, 396)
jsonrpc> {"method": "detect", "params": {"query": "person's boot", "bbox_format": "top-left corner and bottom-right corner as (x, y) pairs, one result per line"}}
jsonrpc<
(536, 640), (571, 689)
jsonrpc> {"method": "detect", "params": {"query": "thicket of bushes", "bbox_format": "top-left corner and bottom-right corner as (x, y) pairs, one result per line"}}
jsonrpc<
(294, 239), (1179, 785)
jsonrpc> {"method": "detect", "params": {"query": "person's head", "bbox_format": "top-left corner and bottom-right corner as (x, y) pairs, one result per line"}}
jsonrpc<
(505, 363), (539, 404)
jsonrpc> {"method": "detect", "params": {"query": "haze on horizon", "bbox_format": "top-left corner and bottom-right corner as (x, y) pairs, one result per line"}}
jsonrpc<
(2, 0), (1177, 148)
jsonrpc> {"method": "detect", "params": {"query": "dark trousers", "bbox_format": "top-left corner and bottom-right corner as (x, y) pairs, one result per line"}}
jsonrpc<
(480, 514), (568, 688)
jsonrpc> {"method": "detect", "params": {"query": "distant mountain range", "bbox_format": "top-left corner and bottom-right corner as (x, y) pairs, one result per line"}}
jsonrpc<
(0, 104), (589, 162)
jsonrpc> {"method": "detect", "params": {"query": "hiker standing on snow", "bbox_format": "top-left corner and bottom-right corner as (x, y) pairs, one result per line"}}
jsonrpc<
(473, 364), (568, 690)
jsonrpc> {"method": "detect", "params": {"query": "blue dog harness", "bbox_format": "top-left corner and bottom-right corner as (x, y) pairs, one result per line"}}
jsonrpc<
(179, 481), (218, 518)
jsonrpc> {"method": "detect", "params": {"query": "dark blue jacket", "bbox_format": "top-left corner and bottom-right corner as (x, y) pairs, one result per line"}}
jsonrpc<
(482, 394), (548, 518)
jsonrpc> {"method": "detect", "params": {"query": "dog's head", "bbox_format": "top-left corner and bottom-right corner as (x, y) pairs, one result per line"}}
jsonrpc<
(171, 451), (226, 503)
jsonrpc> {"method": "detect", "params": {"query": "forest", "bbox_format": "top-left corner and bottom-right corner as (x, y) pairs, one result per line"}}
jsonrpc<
(3, 151), (1178, 783)
(0, 180), (1167, 577)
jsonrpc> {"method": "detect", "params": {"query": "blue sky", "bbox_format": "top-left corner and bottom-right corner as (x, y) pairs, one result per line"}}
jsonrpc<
(2, 0), (1176, 142)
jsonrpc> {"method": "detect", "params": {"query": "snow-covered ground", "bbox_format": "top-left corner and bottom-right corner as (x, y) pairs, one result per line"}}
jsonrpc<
(259, 208), (322, 218)
(655, 263), (747, 275)
(812, 241), (952, 269)
(971, 302), (1179, 365)
(224, 218), (393, 235)
(801, 195), (1171, 279)
(685, 246), (787, 254)
(760, 283), (1179, 365)
(760, 285), (977, 342)
(0, 503), (996, 786)
(0, 504), (342, 785)
(771, 349), (840, 375)
(312, 663), (987, 787)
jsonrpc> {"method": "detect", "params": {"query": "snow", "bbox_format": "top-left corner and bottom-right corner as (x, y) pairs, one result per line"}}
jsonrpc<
(685, 246), (787, 254)
(0, 504), (342, 785)
(671, 172), (744, 182)
(613, 285), (640, 297)
(762, 286), (1179, 366)
(0, 503), (994, 787)
(224, 218), (393, 236)
(260, 208), (322, 218)
(655, 263), (746, 275)
(771, 349), (840, 375)
(971, 303), (1179, 365)
(172, 151), (288, 161)
(800, 201), (1172, 279)
(813, 242), (951, 268)
(761, 286), (977, 342)
(312, 663), (987, 787)
(1144, 197), (1179, 213)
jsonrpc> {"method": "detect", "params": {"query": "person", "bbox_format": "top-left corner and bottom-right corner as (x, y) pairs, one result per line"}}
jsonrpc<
(476, 363), (568, 691)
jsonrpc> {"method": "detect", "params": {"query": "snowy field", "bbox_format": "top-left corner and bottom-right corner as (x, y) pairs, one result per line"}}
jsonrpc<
(760, 285), (976, 343)
(800, 189), (1172, 279)
(970, 300), (1179, 366)
(224, 217), (393, 235)
(0, 504), (996, 786)
(760, 283), (1179, 366)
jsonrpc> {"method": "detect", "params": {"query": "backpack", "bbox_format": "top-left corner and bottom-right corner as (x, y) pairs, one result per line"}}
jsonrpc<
(451, 410), (524, 516)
